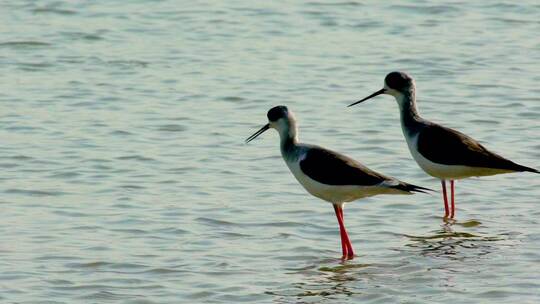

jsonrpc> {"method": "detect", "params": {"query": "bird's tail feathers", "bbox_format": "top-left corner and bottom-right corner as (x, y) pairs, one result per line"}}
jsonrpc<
(516, 164), (539, 174)
(393, 182), (435, 194)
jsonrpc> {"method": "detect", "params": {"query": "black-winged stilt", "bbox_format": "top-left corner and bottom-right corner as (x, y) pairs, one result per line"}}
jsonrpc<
(349, 71), (538, 219)
(246, 105), (431, 258)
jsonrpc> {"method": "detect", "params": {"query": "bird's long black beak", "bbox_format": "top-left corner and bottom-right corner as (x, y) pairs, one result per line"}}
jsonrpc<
(348, 88), (386, 107)
(245, 123), (270, 143)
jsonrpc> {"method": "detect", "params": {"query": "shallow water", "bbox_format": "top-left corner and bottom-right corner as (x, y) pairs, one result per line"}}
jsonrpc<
(1, 1), (539, 303)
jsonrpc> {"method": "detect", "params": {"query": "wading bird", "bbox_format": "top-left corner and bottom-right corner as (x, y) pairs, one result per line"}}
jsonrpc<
(349, 71), (538, 218)
(246, 105), (430, 258)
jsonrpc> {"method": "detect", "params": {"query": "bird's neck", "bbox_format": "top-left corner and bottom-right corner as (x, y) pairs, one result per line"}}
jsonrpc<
(397, 91), (423, 136)
(279, 122), (299, 161)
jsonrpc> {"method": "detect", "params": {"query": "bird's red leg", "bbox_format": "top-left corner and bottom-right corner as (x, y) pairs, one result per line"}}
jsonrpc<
(333, 205), (348, 257)
(334, 205), (354, 259)
(340, 207), (355, 258)
(450, 180), (455, 218)
(441, 180), (449, 218)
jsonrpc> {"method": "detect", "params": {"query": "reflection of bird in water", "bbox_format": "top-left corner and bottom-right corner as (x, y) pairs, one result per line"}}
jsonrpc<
(403, 220), (502, 259)
(266, 261), (370, 301)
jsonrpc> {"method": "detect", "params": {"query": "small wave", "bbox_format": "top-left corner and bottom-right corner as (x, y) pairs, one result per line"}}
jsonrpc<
(36, 255), (79, 261)
(157, 124), (188, 132)
(17, 62), (54, 71)
(48, 172), (81, 179)
(0, 41), (51, 48)
(319, 263), (372, 273)
(222, 96), (245, 102)
(401, 223), (512, 261)
(9, 155), (34, 160)
(155, 227), (189, 235)
(0, 163), (19, 168)
(111, 228), (149, 234)
(61, 32), (103, 41)
(53, 210), (89, 217)
(65, 261), (111, 269)
(78, 291), (127, 300)
(167, 166), (197, 173)
(32, 7), (77, 15)
(107, 60), (149, 68)
(65, 261), (148, 270)
(116, 155), (156, 162)
(5, 188), (66, 196)
(306, 1), (363, 6)
(110, 130), (134, 136)
(393, 4), (460, 15)
(142, 268), (187, 274)
(196, 217), (237, 227)
(403, 229), (487, 240)
(120, 184), (146, 190)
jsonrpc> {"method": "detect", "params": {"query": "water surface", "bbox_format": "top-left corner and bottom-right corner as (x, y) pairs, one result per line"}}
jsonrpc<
(1, 1), (539, 303)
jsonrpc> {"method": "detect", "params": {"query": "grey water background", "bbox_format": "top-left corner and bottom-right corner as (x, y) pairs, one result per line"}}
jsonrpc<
(1, 1), (539, 303)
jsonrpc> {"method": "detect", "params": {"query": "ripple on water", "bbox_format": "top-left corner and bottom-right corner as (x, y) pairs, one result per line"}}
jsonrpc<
(306, 1), (363, 7)
(64, 261), (149, 272)
(110, 130), (134, 136)
(5, 188), (67, 197)
(0, 163), (19, 168)
(196, 217), (237, 227)
(17, 62), (55, 71)
(0, 41), (51, 48)
(122, 300), (157, 304)
(78, 291), (132, 301)
(157, 124), (188, 132)
(222, 96), (245, 102)
(7, 155), (34, 161)
(141, 267), (188, 275)
(47, 172), (81, 179)
(31, 7), (78, 15)
(400, 222), (515, 260)
(106, 60), (149, 68)
(154, 227), (189, 235)
(318, 262), (372, 274)
(53, 210), (90, 217)
(60, 31), (103, 41)
(393, 4), (461, 14)
(266, 275), (362, 301)
(2, 1), (540, 303)
(5, 125), (46, 132)
(120, 184), (147, 190)
(116, 155), (157, 162)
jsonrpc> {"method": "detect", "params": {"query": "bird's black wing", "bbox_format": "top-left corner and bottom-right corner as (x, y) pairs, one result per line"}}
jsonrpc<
(299, 147), (388, 186)
(417, 123), (537, 172)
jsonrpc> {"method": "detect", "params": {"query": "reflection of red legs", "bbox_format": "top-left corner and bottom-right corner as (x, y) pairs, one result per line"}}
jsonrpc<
(333, 204), (355, 259)
(450, 180), (455, 218)
(441, 180), (449, 218)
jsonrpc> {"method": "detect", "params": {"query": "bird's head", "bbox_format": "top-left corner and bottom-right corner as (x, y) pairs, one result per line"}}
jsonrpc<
(245, 105), (296, 143)
(349, 71), (415, 107)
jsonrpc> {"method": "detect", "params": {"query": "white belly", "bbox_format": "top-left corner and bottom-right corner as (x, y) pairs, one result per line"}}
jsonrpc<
(405, 132), (512, 179)
(284, 159), (407, 204)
